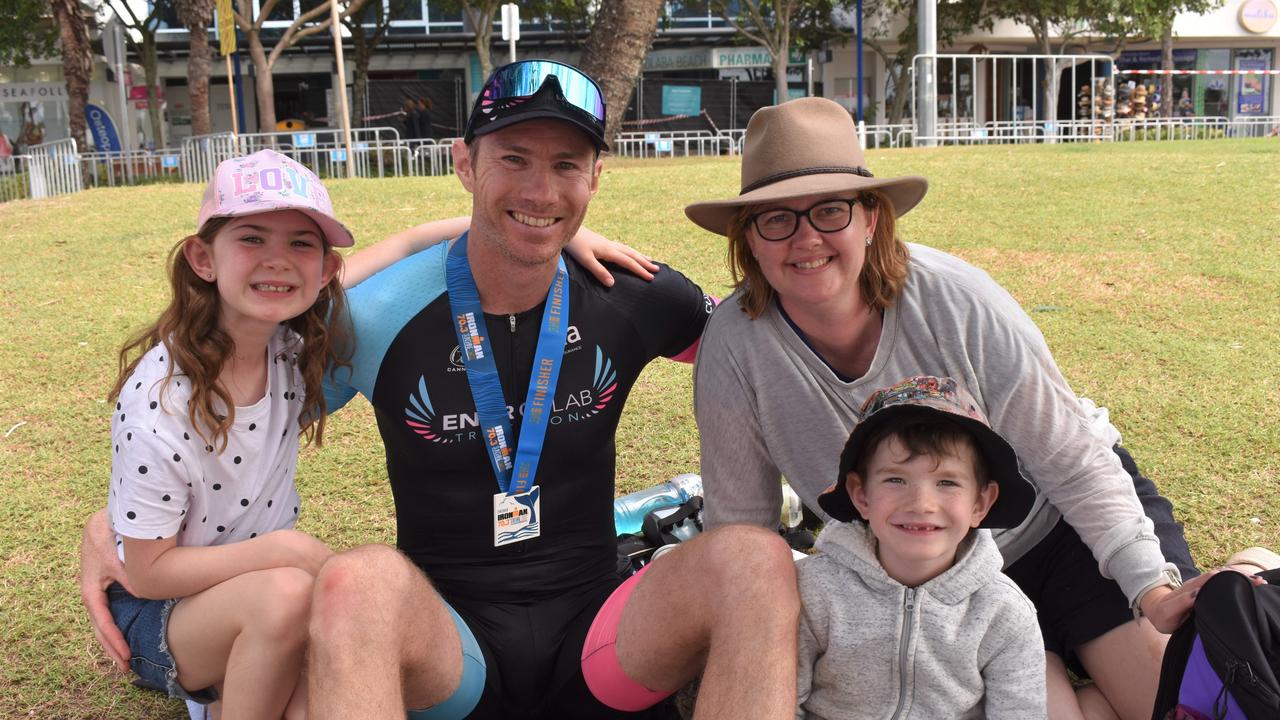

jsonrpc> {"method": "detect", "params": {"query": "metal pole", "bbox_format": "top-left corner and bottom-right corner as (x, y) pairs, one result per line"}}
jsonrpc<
(109, 18), (133, 184)
(225, 53), (238, 135)
(856, 0), (864, 122)
(233, 52), (247, 135)
(329, 0), (355, 178)
(916, 0), (937, 146)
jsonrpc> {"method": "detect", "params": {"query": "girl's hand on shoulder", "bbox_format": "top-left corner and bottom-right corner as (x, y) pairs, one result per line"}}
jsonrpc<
(260, 528), (333, 575)
(566, 227), (659, 287)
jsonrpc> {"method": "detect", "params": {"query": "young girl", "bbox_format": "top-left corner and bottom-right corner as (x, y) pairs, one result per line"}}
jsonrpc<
(98, 149), (656, 716)
(106, 149), (352, 717)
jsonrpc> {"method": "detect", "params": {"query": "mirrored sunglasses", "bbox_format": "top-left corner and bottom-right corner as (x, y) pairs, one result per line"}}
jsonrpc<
(477, 60), (605, 124)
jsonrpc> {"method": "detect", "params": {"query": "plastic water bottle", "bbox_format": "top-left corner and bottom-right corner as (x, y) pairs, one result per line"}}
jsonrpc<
(780, 480), (804, 530)
(614, 473), (703, 536)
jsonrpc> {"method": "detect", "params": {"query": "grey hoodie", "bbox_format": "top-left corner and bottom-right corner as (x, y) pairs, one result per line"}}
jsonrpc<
(797, 522), (1046, 720)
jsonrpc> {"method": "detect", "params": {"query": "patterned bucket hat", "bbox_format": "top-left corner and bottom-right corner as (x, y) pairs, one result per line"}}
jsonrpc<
(818, 376), (1036, 529)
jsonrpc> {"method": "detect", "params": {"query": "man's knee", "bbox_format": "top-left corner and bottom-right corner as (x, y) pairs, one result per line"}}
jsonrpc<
(310, 544), (415, 640)
(695, 525), (798, 607)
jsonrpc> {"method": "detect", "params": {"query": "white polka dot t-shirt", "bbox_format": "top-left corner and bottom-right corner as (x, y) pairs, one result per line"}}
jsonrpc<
(108, 327), (304, 561)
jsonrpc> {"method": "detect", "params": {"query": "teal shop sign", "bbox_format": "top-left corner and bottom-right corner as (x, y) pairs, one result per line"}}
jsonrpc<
(662, 85), (701, 116)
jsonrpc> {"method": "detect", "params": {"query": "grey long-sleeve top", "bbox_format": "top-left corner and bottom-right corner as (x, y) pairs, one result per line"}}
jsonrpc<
(694, 243), (1176, 604)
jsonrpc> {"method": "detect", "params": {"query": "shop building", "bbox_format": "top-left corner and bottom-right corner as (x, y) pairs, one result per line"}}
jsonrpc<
(822, 0), (1279, 125)
(3, 0), (1275, 152)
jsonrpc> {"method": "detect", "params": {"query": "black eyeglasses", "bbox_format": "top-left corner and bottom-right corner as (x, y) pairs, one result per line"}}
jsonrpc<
(749, 198), (860, 242)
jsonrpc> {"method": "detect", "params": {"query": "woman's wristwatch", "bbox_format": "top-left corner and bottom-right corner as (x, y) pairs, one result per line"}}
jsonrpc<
(1132, 566), (1184, 619)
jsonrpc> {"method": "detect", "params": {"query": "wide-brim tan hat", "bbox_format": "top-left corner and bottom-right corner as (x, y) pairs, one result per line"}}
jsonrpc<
(685, 97), (928, 236)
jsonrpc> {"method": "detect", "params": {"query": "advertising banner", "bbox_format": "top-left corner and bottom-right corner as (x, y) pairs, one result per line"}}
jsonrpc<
(85, 103), (122, 153)
(1235, 55), (1271, 116)
(661, 85), (701, 116)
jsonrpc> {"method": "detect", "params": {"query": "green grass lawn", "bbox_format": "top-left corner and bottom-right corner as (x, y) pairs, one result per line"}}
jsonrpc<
(2, 139), (1278, 717)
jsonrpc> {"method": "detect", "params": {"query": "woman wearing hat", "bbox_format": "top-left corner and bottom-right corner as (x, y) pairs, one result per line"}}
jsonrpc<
(689, 97), (1205, 720)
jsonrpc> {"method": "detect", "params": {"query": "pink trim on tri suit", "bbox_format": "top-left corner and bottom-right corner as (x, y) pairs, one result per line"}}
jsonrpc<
(580, 564), (676, 711)
(670, 295), (720, 363)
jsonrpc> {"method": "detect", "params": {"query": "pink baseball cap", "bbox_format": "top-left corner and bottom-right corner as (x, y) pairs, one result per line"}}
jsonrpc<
(196, 149), (354, 247)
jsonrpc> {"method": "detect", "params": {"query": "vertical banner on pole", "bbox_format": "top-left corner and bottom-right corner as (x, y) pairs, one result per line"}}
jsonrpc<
(217, 0), (238, 135)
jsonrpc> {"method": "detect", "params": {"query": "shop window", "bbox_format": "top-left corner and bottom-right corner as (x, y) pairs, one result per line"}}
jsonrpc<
(666, 1), (735, 28)
(397, 0), (425, 21)
(1233, 48), (1272, 116)
(426, 1), (463, 28)
(1195, 48), (1231, 117)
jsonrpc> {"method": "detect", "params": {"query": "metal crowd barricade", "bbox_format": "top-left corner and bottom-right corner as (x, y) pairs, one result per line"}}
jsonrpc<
(0, 154), (32, 202)
(226, 127), (403, 179)
(182, 132), (240, 184)
(613, 130), (737, 159)
(79, 150), (184, 189)
(403, 139), (456, 177)
(27, 138), (82, 199)
(859, 123), (907, 149)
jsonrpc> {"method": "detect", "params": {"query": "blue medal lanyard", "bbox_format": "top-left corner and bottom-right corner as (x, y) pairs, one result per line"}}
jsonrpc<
(446, 233), (569, 495)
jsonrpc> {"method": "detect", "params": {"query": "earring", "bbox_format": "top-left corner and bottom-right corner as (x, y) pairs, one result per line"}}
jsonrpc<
(864, 235), (872, 246)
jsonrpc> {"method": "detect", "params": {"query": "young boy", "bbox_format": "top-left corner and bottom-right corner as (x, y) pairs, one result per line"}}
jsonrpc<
(796, 376), (1046, 720)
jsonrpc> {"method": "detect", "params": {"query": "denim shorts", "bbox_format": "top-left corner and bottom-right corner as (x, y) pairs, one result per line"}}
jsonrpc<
(107, 583), (218, 704)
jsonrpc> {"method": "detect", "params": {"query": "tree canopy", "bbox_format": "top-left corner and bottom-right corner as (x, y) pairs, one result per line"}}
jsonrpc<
(0, 0), (61, 67)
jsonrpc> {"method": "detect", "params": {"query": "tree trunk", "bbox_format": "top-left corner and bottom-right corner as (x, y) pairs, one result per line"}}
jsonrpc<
(579, 0), (662, 148)
(177, 0), (215, 136)
(352, 35), (371, 127)
(249, 35), (276, 132)
(888, 65), (911, 124)
(142, 36), (165, 148)
(50, 0), (92, 151)
(1160, 20), (1174, 119)
(772, 9), (792, 104)
(475, 28), (494, 82)
(773, 50), (789, 104)
(462, 2), (499, 85)
(1036, 18), (1054, 123)
(187, 29), (212, 135)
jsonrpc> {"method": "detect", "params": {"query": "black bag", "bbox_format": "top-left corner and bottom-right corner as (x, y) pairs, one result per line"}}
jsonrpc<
(1152, 568), (1280, 720)
(616, 496), (704, 578)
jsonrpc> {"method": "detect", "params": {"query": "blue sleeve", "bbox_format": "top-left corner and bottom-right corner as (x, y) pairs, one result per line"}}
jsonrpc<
(325, 242), (450, 412)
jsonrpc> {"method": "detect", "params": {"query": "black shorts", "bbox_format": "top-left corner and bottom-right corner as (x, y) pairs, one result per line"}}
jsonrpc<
(447, 578), (678, 720)
(1004, 445), (1199, 676)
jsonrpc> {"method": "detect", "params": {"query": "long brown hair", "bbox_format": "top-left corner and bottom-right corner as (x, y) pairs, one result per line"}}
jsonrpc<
(726, 190), (911, 319)
(109, 217), (353, 451)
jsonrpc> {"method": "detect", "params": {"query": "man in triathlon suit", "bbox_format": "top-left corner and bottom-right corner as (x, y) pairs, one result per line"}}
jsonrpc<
(305, 61), (800, 719)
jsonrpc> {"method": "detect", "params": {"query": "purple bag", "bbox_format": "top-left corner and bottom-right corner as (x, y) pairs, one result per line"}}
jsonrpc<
(1152, 569), (1280, 720)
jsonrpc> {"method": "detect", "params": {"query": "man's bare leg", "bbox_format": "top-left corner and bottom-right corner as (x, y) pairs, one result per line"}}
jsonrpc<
(615, 525), (799, 719)
(307, 544), (465, 719)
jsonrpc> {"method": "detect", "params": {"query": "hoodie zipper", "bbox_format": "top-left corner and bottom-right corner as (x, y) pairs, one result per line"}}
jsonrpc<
(889, 587), (917, 720)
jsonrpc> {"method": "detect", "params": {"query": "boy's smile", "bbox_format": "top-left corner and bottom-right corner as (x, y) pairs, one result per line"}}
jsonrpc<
(849, 435), (998, 587)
